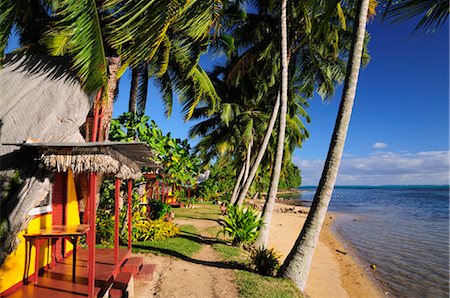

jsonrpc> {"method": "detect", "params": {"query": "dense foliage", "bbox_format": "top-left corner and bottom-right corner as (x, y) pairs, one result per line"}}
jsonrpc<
(221, 205), (262, 246)
(133, 219), (179, 242)
(148, 199), (172, 220)
(110, 112), (202, 187)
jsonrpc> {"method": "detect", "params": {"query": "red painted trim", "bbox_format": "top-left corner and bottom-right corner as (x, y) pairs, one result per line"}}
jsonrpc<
(127, 180), (132, 251)
(87, 173), (97, 297)
(31, 212), (53, 219)
(114, 179), (120, 265)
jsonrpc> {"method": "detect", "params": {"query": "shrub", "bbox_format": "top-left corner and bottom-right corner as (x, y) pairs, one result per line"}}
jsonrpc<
(148, 199), (172, 220)
(221, 205), (262, 246)
(250, 247), (281, 276)
(133, 219), (180, 242)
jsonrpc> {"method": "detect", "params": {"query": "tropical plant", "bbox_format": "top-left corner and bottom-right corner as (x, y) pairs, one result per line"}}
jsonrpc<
(110, 112), (202, 187)
(221, 205), (262, 246)
(148, 199), (172, 220)
(133, 219), (179, 242)
(278, 0), (372, 290)
(250, 246), (281, 277)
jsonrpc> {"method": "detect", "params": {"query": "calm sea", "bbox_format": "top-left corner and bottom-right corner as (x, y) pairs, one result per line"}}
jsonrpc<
(289, 186), (449, 298)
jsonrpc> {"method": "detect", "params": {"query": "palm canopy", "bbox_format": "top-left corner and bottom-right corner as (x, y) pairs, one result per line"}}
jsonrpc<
(1, 0), (221, 112)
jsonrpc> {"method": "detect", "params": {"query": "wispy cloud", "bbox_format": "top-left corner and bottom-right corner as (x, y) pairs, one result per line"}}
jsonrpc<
(372, 142), (387, 149)
(294, 151), (450, 186)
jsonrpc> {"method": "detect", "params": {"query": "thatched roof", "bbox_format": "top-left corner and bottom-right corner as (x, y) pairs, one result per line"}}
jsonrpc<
(10, 142), (161, 180)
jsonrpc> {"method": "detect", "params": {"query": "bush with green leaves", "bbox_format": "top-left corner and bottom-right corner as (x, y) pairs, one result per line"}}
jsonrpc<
(221, 205), (262, 246)
(133, 219), (180, 242)
(250, 246), (281, 276)
(148, 199), (172, 220)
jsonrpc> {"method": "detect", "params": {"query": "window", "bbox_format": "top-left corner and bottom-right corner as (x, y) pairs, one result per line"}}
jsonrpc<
(29, 189), (52, 216)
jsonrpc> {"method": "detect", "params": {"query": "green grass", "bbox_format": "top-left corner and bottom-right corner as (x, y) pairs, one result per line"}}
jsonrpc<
(236, 271), (304, 298)
(175, 202), (222, 221)
(212, 242), (304, 298)
(212, 243), (246, 262)
(206, 225), (222, 237)
(132, 224), (202, 257)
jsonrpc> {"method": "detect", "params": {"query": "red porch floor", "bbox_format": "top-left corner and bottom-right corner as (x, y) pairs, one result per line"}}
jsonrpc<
(6, 248), (130, 298)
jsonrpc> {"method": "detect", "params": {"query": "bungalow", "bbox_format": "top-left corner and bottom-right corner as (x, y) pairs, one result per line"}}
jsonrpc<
(0, 55), (158, 297)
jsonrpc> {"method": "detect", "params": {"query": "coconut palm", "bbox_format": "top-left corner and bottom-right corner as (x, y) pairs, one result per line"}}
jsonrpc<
(383, 0), (448, 31)
(229, 0), (354, 247)
(278, 0), (371, 290)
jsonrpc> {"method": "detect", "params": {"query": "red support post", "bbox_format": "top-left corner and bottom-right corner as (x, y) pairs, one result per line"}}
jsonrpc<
(161, 183), (165, 202)
(155, 182), (159, 200)
(127, 180), (132, 251)
(114, 178), (120, 265)
(188, 188), (190, 200)
(87, 172), (97, 297)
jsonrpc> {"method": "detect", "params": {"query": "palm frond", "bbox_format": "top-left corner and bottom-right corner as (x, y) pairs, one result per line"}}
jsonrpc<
(43, 0), (108, 92)
(383, 0), (448, 31)
(137, 63), (149, 114)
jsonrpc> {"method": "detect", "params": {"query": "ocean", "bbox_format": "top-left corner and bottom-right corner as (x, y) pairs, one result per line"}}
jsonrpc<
(289, 186), (449, 298)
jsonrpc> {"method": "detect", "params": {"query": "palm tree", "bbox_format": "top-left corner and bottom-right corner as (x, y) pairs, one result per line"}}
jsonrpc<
(253, 0), (289, 248)
(383, 0), (448, 31)
(278, 0), (371, 290)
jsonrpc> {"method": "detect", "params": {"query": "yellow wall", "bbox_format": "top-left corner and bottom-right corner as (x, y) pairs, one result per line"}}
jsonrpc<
(0, 214), (52, 294)
(65, 169), (80, 252)
(0, 170), (80, 294)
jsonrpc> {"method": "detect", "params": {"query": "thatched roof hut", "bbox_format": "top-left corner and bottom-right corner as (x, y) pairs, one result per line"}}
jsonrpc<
(13, 142), (161, 180)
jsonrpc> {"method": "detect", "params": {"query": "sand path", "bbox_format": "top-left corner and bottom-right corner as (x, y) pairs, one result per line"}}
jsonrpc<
(134, 204), (382, 298)
(133, 218), (238, 298)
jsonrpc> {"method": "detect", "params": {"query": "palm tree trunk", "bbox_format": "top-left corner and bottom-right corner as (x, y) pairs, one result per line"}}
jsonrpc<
(129, 66), (139, 114)
(243, 136), (253, 184)
(235, 93), (280, 206)
(278, 0), (370, 290)
(254, 0), (289, 248)
(100, 57), (121, 141)
(230, 163), (246, 205)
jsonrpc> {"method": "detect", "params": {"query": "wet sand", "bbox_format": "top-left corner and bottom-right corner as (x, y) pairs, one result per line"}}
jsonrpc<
(268, 203), (384, 298)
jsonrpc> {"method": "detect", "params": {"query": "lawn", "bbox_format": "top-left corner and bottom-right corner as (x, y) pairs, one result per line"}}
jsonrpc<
(174, 202), (222, 221)
(132, 224), (202, 257)
(133, 203), (304, 298)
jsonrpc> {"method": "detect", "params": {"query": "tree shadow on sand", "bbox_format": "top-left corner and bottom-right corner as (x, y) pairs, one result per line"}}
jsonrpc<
(132, 244), (252, 273)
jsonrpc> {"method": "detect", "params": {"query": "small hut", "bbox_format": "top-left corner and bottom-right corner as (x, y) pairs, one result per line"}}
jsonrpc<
(0, 54), (159, 297)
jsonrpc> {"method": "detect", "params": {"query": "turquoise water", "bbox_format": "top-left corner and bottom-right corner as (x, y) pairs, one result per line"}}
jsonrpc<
(293, 186), (449, 298)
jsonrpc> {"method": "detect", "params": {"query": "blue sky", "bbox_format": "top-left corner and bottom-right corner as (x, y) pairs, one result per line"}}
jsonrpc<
(111, 17), (449, 186)
(6, 13), (448, 186)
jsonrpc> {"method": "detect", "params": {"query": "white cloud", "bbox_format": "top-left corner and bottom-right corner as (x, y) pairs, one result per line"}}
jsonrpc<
(372, 142), (387, 149)
(294, 151), (450, 186)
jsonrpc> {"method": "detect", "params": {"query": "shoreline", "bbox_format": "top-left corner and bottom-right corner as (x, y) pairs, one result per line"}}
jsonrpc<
(267, 202), (383, 298)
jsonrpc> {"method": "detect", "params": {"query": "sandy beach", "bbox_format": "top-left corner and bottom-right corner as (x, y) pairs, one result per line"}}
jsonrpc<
(268, 202), (384, 298)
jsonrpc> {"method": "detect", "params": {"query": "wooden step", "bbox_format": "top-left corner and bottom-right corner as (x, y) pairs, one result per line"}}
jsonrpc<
(109, 272), (133, 298)
(136, 264), (157, 280)
(121, 257), (144, 276)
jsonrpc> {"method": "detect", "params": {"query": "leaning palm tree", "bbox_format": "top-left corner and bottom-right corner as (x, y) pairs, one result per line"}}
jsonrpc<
(278, 0), (371, 290)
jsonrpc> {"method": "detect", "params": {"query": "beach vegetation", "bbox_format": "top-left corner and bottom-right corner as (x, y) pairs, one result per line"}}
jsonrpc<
(132, 219), (179, 242)
(236, 271), (303, 298)
(220, 205), (262, 246)
(250, 247), (281, 277)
